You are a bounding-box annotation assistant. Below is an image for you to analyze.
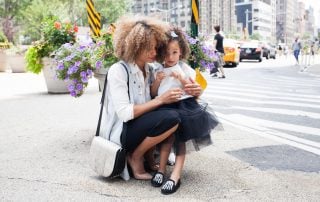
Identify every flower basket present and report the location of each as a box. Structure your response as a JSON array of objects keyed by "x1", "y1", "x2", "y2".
[
  {"x1": 93, "y1": 67, "x2": 108, "y2": 92},
  {"x1": 42, "y1": 57, "x2": 71, "y2": 93},
  {"x1": 0, "y1": 50, "x2": 8, "y2": 72}
]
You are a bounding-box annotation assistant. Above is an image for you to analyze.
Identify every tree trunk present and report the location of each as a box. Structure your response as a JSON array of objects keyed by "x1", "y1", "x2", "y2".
[{"x1": 2, "y1": 16, "x2": 14, "y2": 42}]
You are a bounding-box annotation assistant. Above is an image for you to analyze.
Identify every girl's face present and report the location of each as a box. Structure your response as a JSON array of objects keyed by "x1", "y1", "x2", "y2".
[
  {"x1": 164, "y1": 40, "x2": 181, "y2": 67},
  {"x1": 136, "y1": 37, "x2": 157, "y2": 65}
]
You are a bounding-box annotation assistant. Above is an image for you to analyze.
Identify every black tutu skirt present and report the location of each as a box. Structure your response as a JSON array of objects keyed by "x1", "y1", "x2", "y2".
[{"x1": 157, "y1": 97, "x2": 221, "y2": 153}]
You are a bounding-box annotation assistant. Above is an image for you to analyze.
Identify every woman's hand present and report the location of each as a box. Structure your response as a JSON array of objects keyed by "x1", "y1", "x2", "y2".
[
  {"x1": 156, "y1": 88, "x2": 184, "y2": 104},
  {"x1": 184, "y1": 78, "x2": 202, "y2": 97}
]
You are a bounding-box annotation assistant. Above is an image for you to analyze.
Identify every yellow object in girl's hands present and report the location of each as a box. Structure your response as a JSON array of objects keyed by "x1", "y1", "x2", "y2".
[{"x1": 195, "y1": 68, "x2": 207, "y2": 90}]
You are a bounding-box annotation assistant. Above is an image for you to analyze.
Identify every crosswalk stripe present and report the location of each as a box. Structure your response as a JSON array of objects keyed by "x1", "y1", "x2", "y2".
[
  {"x1": 230, "y1": 106, "x2": 320, "y2": 119},
  {"x1": 218, "y1": 115, "x2": 320, "y2": 156},
  {"x1": 222, "y1": 114, "x2": 320, "y2": 137},
  {"x1": 204, "y1": 84, "x2": 320, "y2": 99},
  {"x1": 203, "y1": 94, "x2": 320, "y2": 109},
  {"x1": 205, "y1": 89, "x2": 320, "y2": 104}
]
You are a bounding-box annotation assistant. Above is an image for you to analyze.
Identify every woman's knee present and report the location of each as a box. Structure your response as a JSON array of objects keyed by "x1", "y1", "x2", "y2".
[{"x1": 162, "y1": 111, "x2": 181, "y2": 126}]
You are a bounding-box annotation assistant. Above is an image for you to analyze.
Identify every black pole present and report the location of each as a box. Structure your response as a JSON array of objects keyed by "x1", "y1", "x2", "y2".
[{"x1": 190, "y1": 0, "x2": 199, "y2": 69}]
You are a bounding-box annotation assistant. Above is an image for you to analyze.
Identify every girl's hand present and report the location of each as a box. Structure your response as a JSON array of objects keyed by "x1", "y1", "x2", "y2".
[
  {"x1": 156, "y1": 71, "x2": 166, "y2": 82},
  {"x1": 170, "y1": 71, "x2": 182, "y2": 80},
  {"x1": 156, "y1": 88, "x2": 184, "y2": 104},
  {"x1": 184, "y1": 78, "x2": 202, "y2": 97}
]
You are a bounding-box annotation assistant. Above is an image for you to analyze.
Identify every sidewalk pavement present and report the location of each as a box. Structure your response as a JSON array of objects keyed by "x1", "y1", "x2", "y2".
[{"x1": 0, "y1": 70, "x2": 320, "y2": 201}]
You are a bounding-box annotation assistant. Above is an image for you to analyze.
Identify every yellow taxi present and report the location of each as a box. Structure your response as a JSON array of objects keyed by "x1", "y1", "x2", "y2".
[{"x1": 223, "y1": 39, "x2": 240, "y2": 67}]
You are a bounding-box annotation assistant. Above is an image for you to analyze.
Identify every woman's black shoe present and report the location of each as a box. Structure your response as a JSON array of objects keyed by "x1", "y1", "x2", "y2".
[
  {"x1": 151, "y1": 171, "x2": 164, "y2": 187},
  {"x1": 161, "y1": 179, "x2": 181, "y2": 195}
]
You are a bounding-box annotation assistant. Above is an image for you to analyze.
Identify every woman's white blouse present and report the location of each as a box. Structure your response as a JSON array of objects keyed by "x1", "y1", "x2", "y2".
[{"x1": 100, "y1": 61, "x2": 153, "y2": 145}]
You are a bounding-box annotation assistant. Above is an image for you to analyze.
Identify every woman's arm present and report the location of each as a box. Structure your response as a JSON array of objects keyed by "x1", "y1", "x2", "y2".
[
  {"x1": 133, "y1": 88, "x2": 183, "y2": 118},
  {"x1": 108, "y1": 64, "x2": 183, "y2": 122}
]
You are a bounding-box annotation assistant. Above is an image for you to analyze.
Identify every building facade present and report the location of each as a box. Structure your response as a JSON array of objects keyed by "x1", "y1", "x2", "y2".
[
  {"x1": 130, "y1": 0, "x2": 191, "y2": 31},
  {"x1": 199, "y1": 0, "x2": 237, "y2": 36},
  {"x1": 276, "y1": 0, "x2": 297, "y2": 45},
  {"x1": 235, "y1": 0, "x2": 276, "y2": 42},
  {"x1": 130, "y1": 0, "x2": 237, "y2": 37}
]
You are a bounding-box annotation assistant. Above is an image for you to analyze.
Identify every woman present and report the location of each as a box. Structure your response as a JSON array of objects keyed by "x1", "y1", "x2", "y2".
[{"x1": 99, "y1": 16, "x2": 202, "y2": 181}]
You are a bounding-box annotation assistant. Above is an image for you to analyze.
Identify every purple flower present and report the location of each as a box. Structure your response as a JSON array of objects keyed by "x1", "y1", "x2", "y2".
[
  {"x1": 79, "y1": 45, "x2": 87, "y2": 51},
  {"x1": 63, "y1": 43, "x2": 72, "y2": 48},
  {"x1": 74, "y1": 61, "x2": 81, "y2": 67},
  {"x1": 87, "y1": 69, "x2": 93, "y2": 76},
  {"x1": 76, "y1": 83, "x2": 83, "y2": 91},
  {"x1": 68, "y1": 83, "x2": 75, "y2": 91},
  {"x1": 70, "y1": 91, "x2": 77, "y2": 97},
  {"x1": 67, "y1": 65, "x2": 79, "y2": 75},
  {"x1": 56, "y1": 62, "x2": 64, "y2": 71},
  {"x1": 95, "y1": 61, "x2": 102, "y2": 69},
  {"x1": 80, "y1": 71, "x2": 87, "y2": 78},
  {"x1": 81, "y1": 76, "x2": 88, "y2": 83}
]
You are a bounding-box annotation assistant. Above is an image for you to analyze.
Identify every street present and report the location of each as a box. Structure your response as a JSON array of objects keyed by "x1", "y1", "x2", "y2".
[
  {"x1": 203, "y1": 55, "x2": 320, "y2": 173},
  {"x1": 0, "y1": 55, "x2": 320, "y2": 201}
]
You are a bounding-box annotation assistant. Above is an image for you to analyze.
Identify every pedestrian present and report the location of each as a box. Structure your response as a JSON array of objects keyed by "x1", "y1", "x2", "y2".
[
  {"x1": 211, "y1": 25, "x2": 226, "y2": 78},
  {"x1": 292, "y1": 37, "x2": 302, "y2": 65},
  {"x1": 278, "y1": 45, "x2": 283, "y2": 57},
  {"x1": 150, "y1": 26, "x2": 220, "y2": 195},
  {"x1": 101, "y1": 15, "x2": 203, "y2": 182}
]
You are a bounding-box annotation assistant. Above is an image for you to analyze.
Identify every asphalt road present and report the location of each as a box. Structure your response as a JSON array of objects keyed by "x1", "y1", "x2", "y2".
[{"x1": 0, "y1": 55, "x2": 320, "y2": 201}]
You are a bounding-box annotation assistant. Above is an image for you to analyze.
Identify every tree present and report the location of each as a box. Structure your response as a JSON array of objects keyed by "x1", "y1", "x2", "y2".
[
  {"x1": 20, "y1": 0, "x2": 130, "y2": 41},
  {"x1": 0, "y1": 0, "x2": 32, "y2": 43},
  {"x1": 20, "y1": 0, "x2": 70, "y2": 41}
]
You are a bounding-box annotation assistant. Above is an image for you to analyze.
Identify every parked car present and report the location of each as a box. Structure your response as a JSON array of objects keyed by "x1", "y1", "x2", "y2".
[
  {"x1": 223, "y1": 39, "x2": 240, "y2": 67},
  {"x1": 240, "y1": 42, "x2": 263, "y2": 62},
  {"x1": 269, "y1": 44, "x2": 277, "y2": 59},
  {"x1": 261, "y1": 43, "x2": 271, "y2": 59}
]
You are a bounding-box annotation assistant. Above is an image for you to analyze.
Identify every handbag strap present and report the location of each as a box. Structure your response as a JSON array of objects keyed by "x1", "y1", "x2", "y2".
[{"x1": 95, "y1": 61, "x2": 130, "y2": 137}]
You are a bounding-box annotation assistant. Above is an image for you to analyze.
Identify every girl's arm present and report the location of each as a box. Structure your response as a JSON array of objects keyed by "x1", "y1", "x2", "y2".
[{"x1": 150, "y1": 71, "x2": 165, "y2": 98}]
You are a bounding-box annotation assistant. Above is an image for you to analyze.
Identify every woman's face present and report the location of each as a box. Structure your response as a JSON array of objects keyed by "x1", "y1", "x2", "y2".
[
  {"x1": 164, "y1": 40, "x2": 181, "y2": 67},
  {"x1": 136, "y1": 37, "x2": 157, "y2": 64}
]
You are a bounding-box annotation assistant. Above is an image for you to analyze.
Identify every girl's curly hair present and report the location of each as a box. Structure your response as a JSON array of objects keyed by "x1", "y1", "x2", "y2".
[
  {"x1": 166, "y1": 26, "x2": 190, "y2": 60},
  {"x1": 113, "y1": 15, "x2": 169, "y2": 63}
]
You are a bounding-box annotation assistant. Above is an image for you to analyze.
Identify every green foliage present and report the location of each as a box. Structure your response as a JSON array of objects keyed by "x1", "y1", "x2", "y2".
[
  {"x1": 25, "y1": 15, "x2": 77, "y2": 74},
  {"x1": 186, "y1": 34, "x2": 217, "y2": 71},
  {"x1": 91, "y1": 33, "x2": 118, "y2": 68},
  {"x1": 0, "y1": 31, "x2": 8, "y2": 42},
  {"x1": 25, "y1": 42, "x2": 45, "y2": 74},
  {"x1": 41, "y1": 16, "x2": 77, "y2": 53},
  {"x1": 250, "y1": 33, "x2": 262, "y2": 40},
  {"x1": 20, "y1": 0, "x2": 70, "y2": 40}
]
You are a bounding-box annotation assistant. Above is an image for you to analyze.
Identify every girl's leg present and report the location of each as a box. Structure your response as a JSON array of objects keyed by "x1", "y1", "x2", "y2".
[
  {"x1": 128, "y1": 124, "x2": 179, "y2": 180},
  {"x1": 169, "y1": 142, "x2": 186, "y2": 182},
  {"x1": 158, "y1": 135, "x2": 175, "y2": 174}
]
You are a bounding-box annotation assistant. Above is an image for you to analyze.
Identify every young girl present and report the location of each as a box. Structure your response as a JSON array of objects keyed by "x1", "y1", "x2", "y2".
[{"x1": 150, "y1": 27, "x2": 220, "y2": 194}]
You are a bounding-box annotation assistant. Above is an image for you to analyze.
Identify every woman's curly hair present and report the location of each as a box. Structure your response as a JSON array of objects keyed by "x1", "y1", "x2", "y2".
[
  {"x1": 166, "y1": 26, "x2": 190, "y2": 60},
  {"x1": 113, "y1": 15, "x2": 169, "y2": 63}
]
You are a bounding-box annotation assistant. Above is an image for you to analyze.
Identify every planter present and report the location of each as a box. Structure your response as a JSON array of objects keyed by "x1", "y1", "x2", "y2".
[
  {"x1": 93, "y1": 68, "x2": 108, "y2": 92},
  {"x1": 42, "y1": 57, "x2": 71, "y2": 94},
  {"x1": 7, "y1": 54, "x2": 27, "y2": 73},
  {"x1": 0, "y1": 50, "x2": 8, "y2": 72}
]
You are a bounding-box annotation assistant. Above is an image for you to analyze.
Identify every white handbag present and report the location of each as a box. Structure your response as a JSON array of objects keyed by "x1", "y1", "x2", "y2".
[
  {"x1": 89, "y1": 136, "x2": 126, "y2": 177},
  {"x1": 89, "y1": 62, "x2": 129, "y2": 178}
]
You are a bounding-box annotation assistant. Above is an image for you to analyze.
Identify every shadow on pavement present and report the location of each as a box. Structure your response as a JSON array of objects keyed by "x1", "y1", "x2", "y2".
[{"x1": 227, "y1": 145, "x2": 320, "y2": 173}]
